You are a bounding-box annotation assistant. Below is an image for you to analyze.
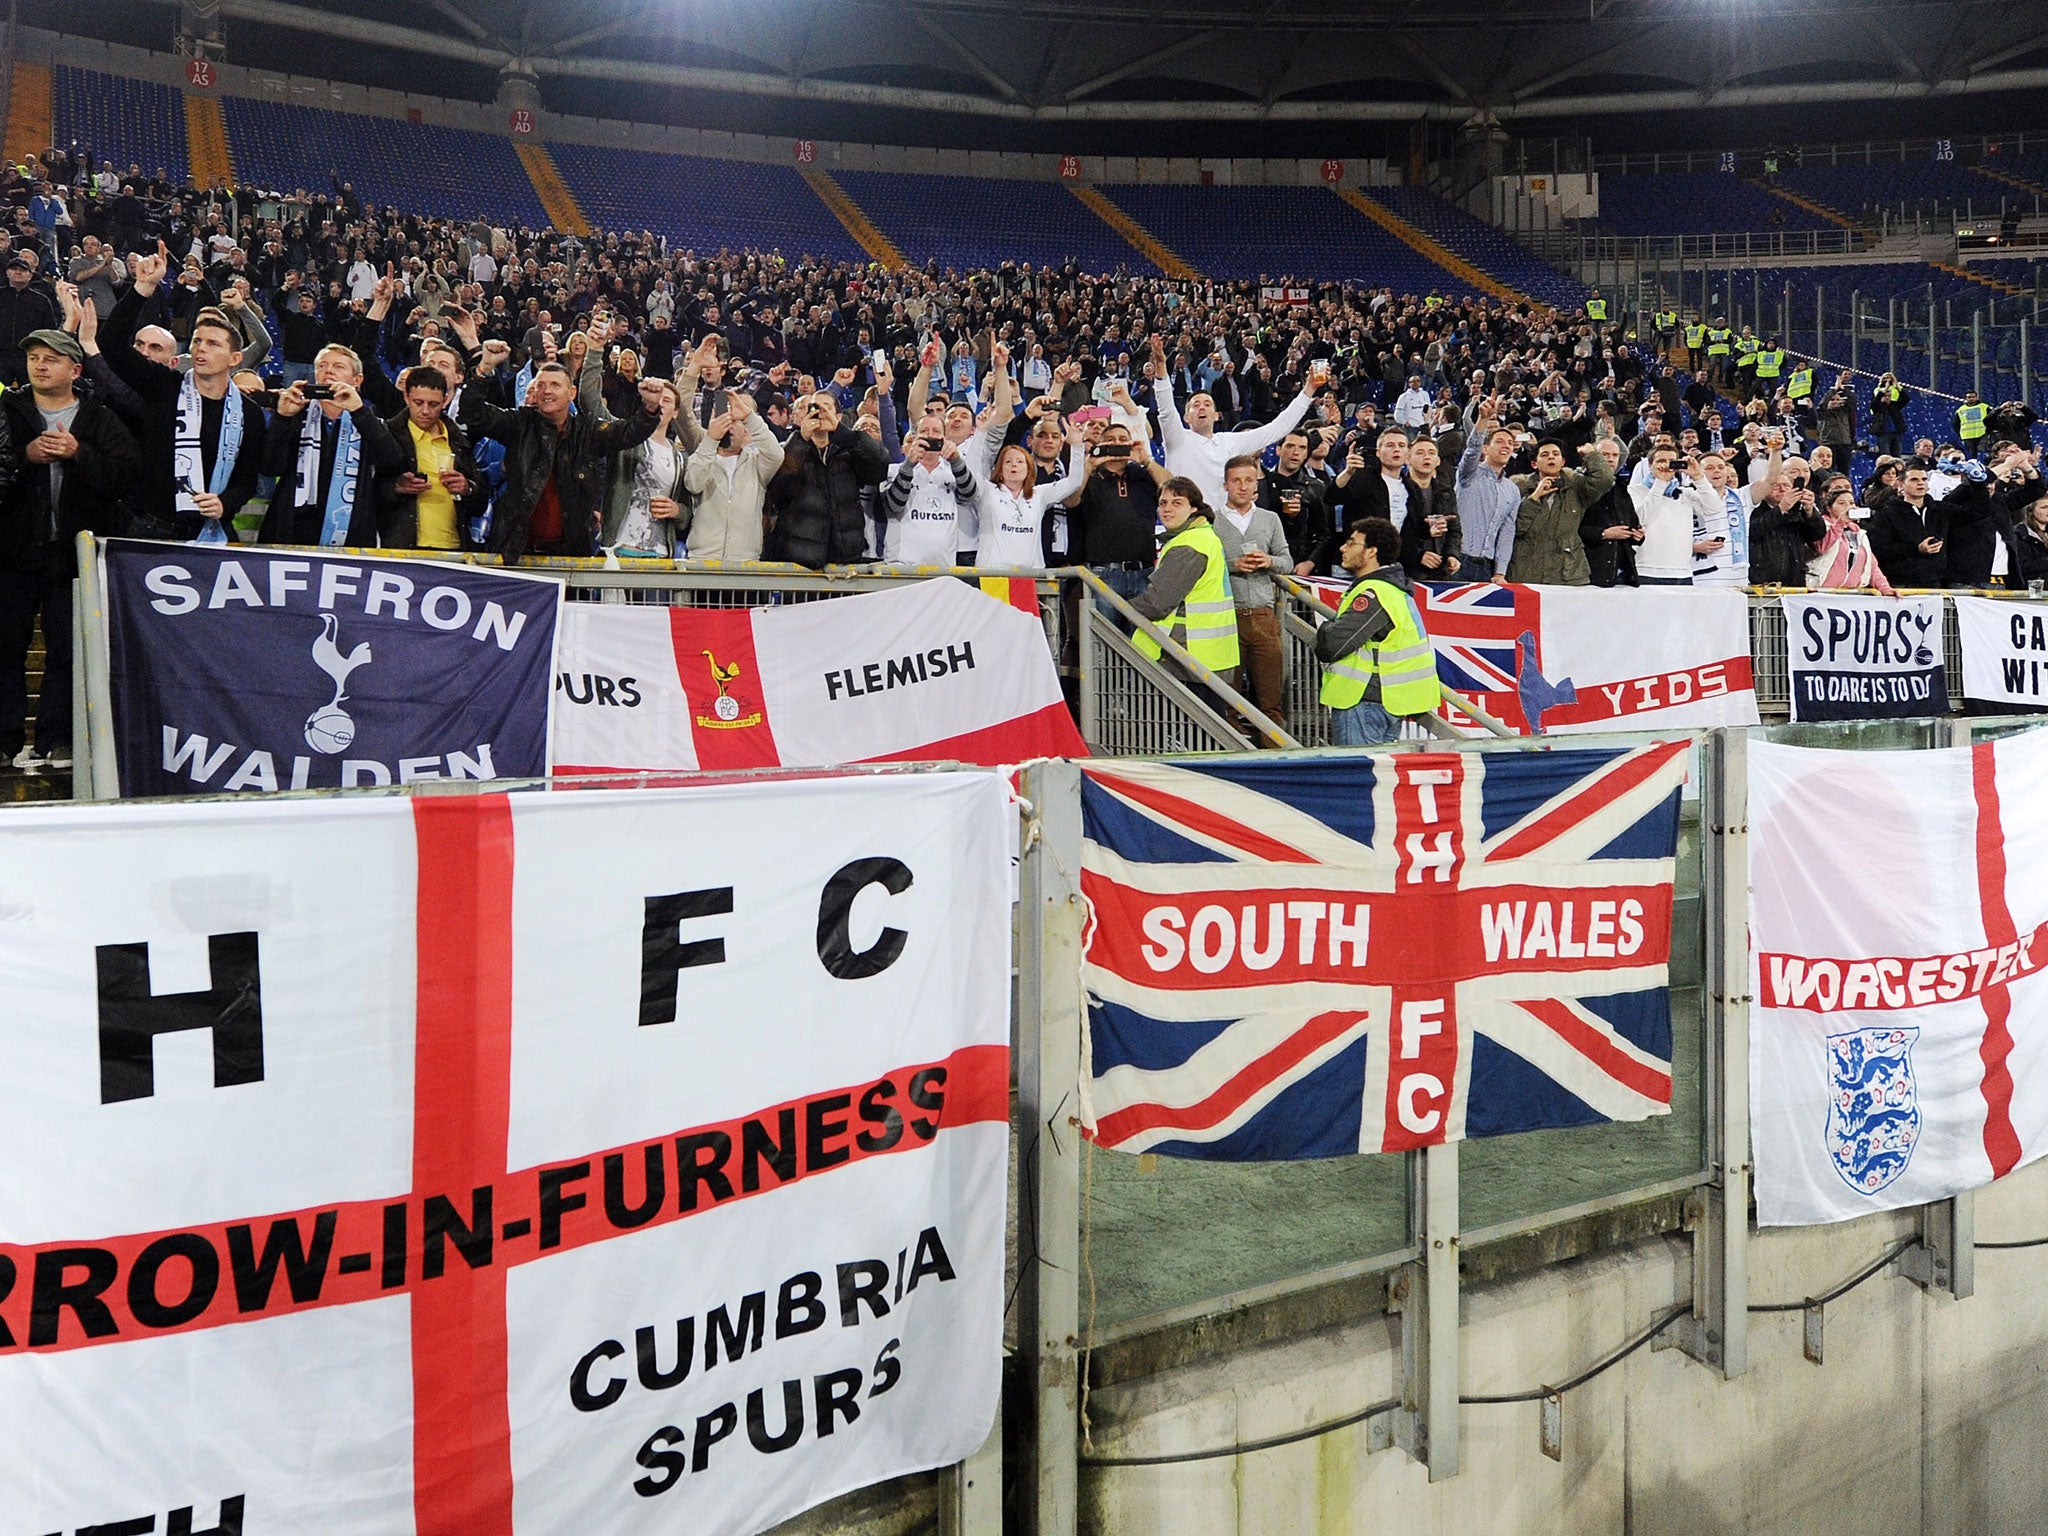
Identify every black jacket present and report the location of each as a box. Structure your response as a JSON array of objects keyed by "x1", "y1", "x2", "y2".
[
  {"x1": 1398, "y1": 480, "x2": 1464, "y2": 583},
  {"x1": 2007, "y1": 524, "x2": 2048, "y2": 591},
  {"x1": 1867, "y1": 496, "x2": 1949, "y2": 589},
  {"x1": 0, "y1": 389, "x2": 130, "y2": 563},
  {"x1": 458, "y1": 393, "x2": 659, "y2": 562},
  {"x1": 1938, "y1": 482, "x2": 2000, "y2": 589},
  {"x1": 1748, "y1": 495, "x2": 1827, "y2": 587},
  {"x1": 1578, "y1": 481, "x2": 1639, "y2": 588},
  {"x1": 100, "y1": 287, "x2": 268, "y2": 540},
  {"x1": 765, "y1": 426, "x2": 888, "y2": 568},
  {"x1": 378, "y1": 410, "x2": 489, "y2": 551},
  {"x1": 258, "y1": 402, "x2": 405, "y2": 546}
]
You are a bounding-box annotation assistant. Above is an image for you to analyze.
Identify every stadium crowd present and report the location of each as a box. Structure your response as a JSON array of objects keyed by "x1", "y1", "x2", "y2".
[{"x1": 0, "y1": 146, "x2": 2044, "y2": 757}]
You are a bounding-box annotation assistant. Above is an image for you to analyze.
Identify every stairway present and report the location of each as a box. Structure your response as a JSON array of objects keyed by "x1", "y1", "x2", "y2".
[
  {"x1": 1975, "y1": 164, "x2": 2048, "y2": 202},
  {"x1": 1747, "y1": 178, "x2": 1875, "y2": 245},
  {"x1": 1065, "y1": 184, "x2": 1203, "y2": 280},
  {"x1": 800, "y1": 169, "x2": 905, "y2": 269},
  {"x1": 2, "y1": 61, "x2": 52, "y2": 169},
  {"x1": 513, "y1": 141, "x2": 592, "y2": 238},
  {"x1": 184, "y1": 90, "x2": 235, "y2": 188},
  {"x1": 1329, "y1": 185, "x2": 1533, "y2": 306},
  {"x1": 1932, "y1": 259, "x2": 2026, "y2": 298}
]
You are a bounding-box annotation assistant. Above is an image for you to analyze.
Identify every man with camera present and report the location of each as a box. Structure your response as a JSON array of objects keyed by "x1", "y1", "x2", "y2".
[
  {"x1": 1069, "y1": 421, "x2": 1168, "y2": 603},
  {"x1": 259, "y1": 343, "x2": 404, "y2": 546}
]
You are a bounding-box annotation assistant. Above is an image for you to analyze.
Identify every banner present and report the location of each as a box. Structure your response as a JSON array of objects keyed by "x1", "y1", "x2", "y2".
[
  {"x1": 1954, "y1": 595, "x2": 2048, "y2": 709},
  {"x1": 104, "y1": 541, "x2": 560, "y2": 797},
  {"x1": 1413, "y1": 582, "x2": 1759, "y2": 736},
  {"x1": 1749, "y1": 731, "x2": 2048, "y2": 1224},
  {"x1": 0, "y1": 774, "x2": 1011, "y2": 1533},
  {"x1": 553, "y1": 577, "x2": 1083, "y2": 773},
  {"x1": 1780, "y1": 593, "x2": 1947, "y2": 722},
  {"x1": 1078, "y1": 741, "x2": 1687, "y2": 1158}
]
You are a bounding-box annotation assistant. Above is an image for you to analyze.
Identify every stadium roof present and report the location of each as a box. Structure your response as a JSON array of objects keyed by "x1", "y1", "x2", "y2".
[{"x1": 36, "y1": 0, "x2": 2048, "y2": 141}]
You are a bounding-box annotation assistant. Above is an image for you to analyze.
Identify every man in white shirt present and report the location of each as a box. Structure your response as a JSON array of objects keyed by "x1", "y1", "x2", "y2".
[
  {"x1": 468, "y1": 247, "x2": 499, "y2": 286},
  {"x1": 1215, "y1": 455, "x2": 1293, "y2": 733},
  {"x1": 346, "y1": 256, "x2": 377, "y2": 303},
  {"x1": 1393, "y1": 375, "x2": 1432, "y2": 431},
  {"x1": 879, "y1": 416, "x2": 980, "y2": 566},
  {"x1": 1629, "y1": 448, "x2": 1715, "y2": 585},
  {"x1": 1148, "y1": 332, "x2": 1321, "y2": 507}
]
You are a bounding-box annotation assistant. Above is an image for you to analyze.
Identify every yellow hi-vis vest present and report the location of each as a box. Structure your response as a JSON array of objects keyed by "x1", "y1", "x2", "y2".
[
  {"x1": 1684, "y1": 324, "x2": 1706, "y2": 348},
  {"x1": 1958, "y1": 402, "x2": 1988, "y2": 440},
  {"x1": 1734, "y1": 336, "x2": 1759, "y2": 364},
  {"x1": 1319, "y1": 575, "x2": 1442, "y2": 716},
  {"x1": 1134, "y1": 518, "x2": 1239, "y2": 672},
  {"x1": 1586, "y1": 297, "x2": 1607, "y2": 320},
  {"x1": 1654, "y1": 310, "x2": 1677, "y2": 331},
  {"x1": 1786, "y1": 367, "x2": 1814, "y2": 400},
  {"x1": 1754, "y1": 349, "x2": 1784, "y2": 379},
  {"x1": 1706, "y1": 327, "x2": 1732, "y2": 355}
]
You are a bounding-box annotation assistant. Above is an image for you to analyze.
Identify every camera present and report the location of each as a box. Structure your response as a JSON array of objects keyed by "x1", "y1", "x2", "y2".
[
  {"x1": 305, "y1": 384, "x2": 335, "y2": 401},
  {"x1": 919, "y1": 435, "x2": 944, "y2": 451}
]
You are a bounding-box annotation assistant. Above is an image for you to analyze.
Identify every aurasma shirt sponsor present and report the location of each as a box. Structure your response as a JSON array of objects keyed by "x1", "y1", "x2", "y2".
[{"x1": 823, "y1": 642, "x2": 976, "y2": 702}]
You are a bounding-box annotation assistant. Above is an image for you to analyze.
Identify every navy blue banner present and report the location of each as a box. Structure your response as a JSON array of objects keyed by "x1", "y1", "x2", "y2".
[{"x1": 105, "y1": 542, "x2": 560, "y2": 796}]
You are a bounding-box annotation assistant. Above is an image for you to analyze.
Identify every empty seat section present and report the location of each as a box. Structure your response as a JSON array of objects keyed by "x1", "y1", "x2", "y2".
[
  {"x1": 53, "y1": 66, "x2": 187, "y2": 184},
  {"x1": 545, "y1": 142, "x2": 864, "y2": 262},
  {"x1": 1361, "y1": 186, "x2": 1586, "y2": 307},
  {"x1": 1589, "y1": 173, "x2": 1833, "y2": 235},
  {"x1": 830, "y1": 170, "x2": 1153, "y2": 273},
  {"x1": 219, "y1": 96, "x2": 546, "y2": 227},
  {"x1": 1778, "y1": 161, "x2": 2021, "y2": 221},
  {"x1": 1102, "y1": 183, "x2": 1473, "y2": 293}
]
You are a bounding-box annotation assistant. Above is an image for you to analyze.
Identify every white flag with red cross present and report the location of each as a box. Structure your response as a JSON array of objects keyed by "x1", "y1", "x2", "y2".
[
  {"x1": 1750, "y1": 730, "x2": 2048, "y2": 1224},
  {"x1": 0, "y1": 774, "x2": 1012, "y2": 1534},
  {"x1": 551, "y1": 576, "x2": 1081, "y2": 774}
]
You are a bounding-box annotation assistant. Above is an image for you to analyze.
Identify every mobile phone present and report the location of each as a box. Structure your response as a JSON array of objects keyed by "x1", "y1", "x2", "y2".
[
  {"x1": 1070, "y1": 405, "x2": 1111, "y2": 425},
  {"x1": 305, "y1": 384, "x2": 334, "y2": 401},
  {"x1": 1089, "y1": 443, "x2": 1128, "y2": 458},
  {"x1": 920, "y1": 435, "x2": 944, "y2": 451}
]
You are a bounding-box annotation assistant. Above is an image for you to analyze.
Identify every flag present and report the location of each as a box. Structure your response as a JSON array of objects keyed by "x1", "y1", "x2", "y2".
[
  {"x1": 552, "y1": 577, "x2": 1083, "y2": 774},
  {"x1": 0, "y1": 773, "x2": 1014, "y2": 1533},
  {"x1": 1078, "y1": 742, "x2": 1688, "y2": 1158},
  {"x1": 1750, "y1": 730, "x2": 2048, "y2": 1224},
  {"x1": 1413, "y1": 582, "x2": 1758, "y2": 735}
]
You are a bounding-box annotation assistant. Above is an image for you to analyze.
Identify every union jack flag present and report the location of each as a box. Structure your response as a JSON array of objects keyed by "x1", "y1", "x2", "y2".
[{"x1": 1078, "y1": 741, "x2": 1689, "y2": 1158}]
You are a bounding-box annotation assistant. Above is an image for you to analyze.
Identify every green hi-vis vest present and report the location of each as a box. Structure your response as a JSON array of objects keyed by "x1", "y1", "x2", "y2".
[
  {"x1": 1754, "y1": 349, "x2": 1784, "y2": 379},
  {"x1": 1684, "y1": 324, "x2": 1707, "y2": 348},
  {"x1": 1786, "y1": 368, "x2": 1814, "y2": 400},
  {"x1": 1958, "y1": 402, "x2": 1988, "y2": 440},
  {"x1": 1586, "y1": 298, "x2": 1607, "y2": 320},
  {"x1": 1134, "y1": 518, "x2": 1239, "y2": 672},
  {"x1": 1706, "y1": 327, "x2": 1732, "y2": 355},
  {"x1": 1319, "y1": 575, "x2": 1443, "y2": 716}
]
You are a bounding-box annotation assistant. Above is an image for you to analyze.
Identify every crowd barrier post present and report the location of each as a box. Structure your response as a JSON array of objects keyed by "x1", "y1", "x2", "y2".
[
  {"x1": 1397, "y1": 1141, "x2": 1463, "y2": 1479},
  {"x1": 939, "y1": 1415, "x2": 1005, "y2": 1536},
  {"x1": 74, "y1": 532, "x2": 119, "y2": 801},
  {"x1": 1683, "y1": 726, "x2": 1751, "y2": 1377},
  {"x1": 1015, "y1": 758, "x2": 1085, "y2": 1536}
]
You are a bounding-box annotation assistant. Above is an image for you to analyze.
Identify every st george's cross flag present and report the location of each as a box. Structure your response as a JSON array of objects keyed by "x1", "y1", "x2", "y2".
[
  {"x1": 1077, "y1": 742, "x2": 1689, "y2": 1158},
  {"x1": 1750, "y1": 730, "x2": 2048, "y2": 1225},
  {"x1": 0, "y1": 773, "x2": 1012, "y2": 1535},
  {"x1": 551, "y1": 577, "x2": 1082, "y2": 774}
]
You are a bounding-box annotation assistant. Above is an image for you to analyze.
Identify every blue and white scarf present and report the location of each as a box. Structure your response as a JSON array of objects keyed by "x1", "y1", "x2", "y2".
[
  {"x1": 174, "y1": 369, "x2": 243, "y2": 545},
  {"x1": 296, "y1": 405, "x2": 362, "y2": 547}
]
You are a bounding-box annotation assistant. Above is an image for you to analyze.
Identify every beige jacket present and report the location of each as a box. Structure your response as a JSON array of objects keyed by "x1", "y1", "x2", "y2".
[{"x1": 680, "y1": 419, "x2": 785, "y2": 561}]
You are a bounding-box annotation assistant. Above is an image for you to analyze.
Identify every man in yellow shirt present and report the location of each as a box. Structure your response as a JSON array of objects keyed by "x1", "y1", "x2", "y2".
[{"x1": 382, "y1": 364, "x2": 485, "y2": 550}]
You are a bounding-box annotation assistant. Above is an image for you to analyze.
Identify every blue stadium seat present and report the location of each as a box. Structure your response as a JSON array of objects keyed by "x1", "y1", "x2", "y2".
[
  {"x1": 1361, "y1": 186, "x2": 1587, "y2": 308},
  {"x1": 831, "y1": 170, "x2": 1152, "y2": 274},
  {"x1": 1589, "y1": 173, "x2": 1835, "y2": 236},
  {"x1": 220, "y1": 96, "x2": 547, "y2": 229},
  {"x1": 1098, "y1": 183, "x2": 1477, "y2": 294},
  {"x1": 54, "y1": 66, "x2": 187, "y2": 185},
  {"x1": 545, "y1": 143, "x2": 865, "y2": 262}
]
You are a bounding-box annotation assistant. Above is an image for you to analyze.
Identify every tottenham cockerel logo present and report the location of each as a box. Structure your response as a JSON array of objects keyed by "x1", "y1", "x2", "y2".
[{"x1": 305, "y1": 614, "x2": 372, "y2": 754}]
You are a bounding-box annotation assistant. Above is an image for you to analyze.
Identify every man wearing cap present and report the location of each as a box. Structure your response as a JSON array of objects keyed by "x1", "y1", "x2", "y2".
[
  {"x1": 0, "y1": 328, "x2": 130, "y2": 770},
  {"x1": 0, "y1": 252, "x2": 56, "y2": 386}
]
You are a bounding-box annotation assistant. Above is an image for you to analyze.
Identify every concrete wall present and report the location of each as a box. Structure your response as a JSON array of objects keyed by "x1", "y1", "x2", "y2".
[
  {"x1": 1083, "y1": 1158, "x2": 2048, "y2": 1536},
  {"x1": 20, "y1": 28, "x2": 1395, "y2": 189}
]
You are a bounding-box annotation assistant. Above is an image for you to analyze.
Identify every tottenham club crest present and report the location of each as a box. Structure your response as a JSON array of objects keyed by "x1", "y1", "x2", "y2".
[
  {"x1": 305, "y1": 614, "x2": 372, "y2": 754},
  {"x1": 1825, "y1": 1026, "x2": 1921, "y2": 1194},
  {"x1": 695, "y1": 648, "x2": 762, "y2": 730}
]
